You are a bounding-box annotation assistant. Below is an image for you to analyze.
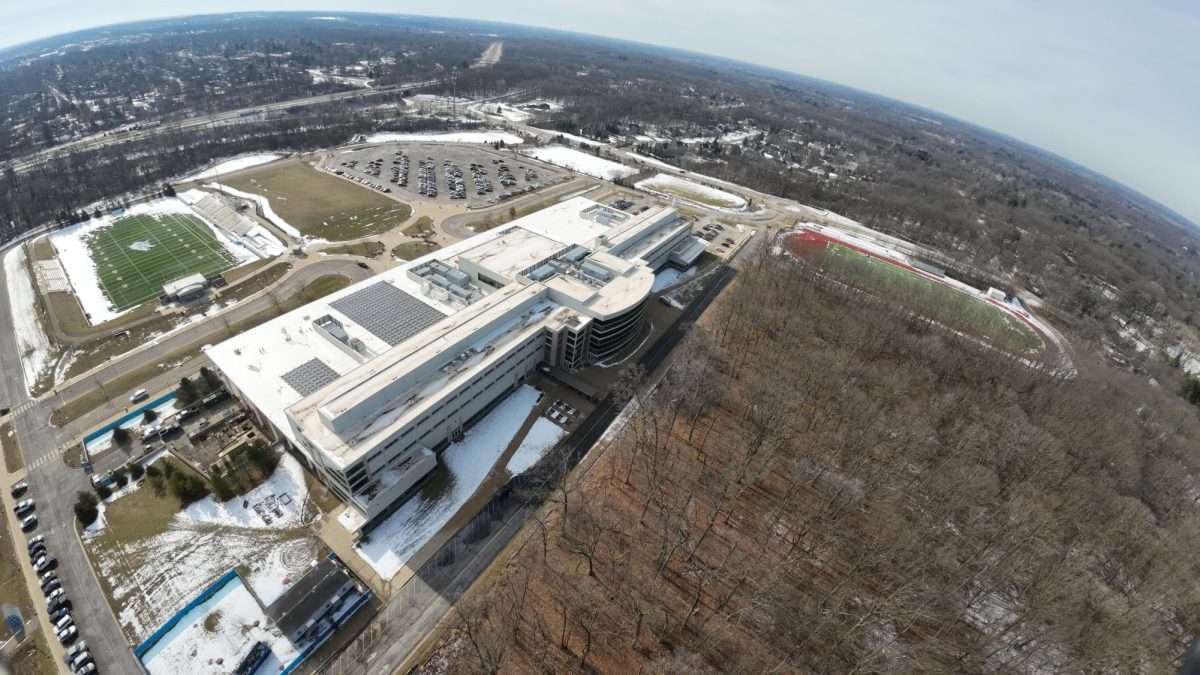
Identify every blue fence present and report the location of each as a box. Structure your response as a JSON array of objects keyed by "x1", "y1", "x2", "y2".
[
  {"x1": 134, "y1": 568, "x2": 238, "y2": 658},
  {"x1": 82, "y1": 392, "x2": 176, "y2": 444}
]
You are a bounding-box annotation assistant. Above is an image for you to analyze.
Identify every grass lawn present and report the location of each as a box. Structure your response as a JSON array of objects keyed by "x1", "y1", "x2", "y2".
[
  {"x1": 402, "y1": 216, "x2": 435, "y2": 238},
  {"x1": 221, "y1": 257, "x2": 274, "y2": 285},
  {"x1": 391, "y1": 240, "x2": 441, "y2": 261},
  {"x1": 322, "y1": 241, "x2": 385, "y2": 258},
  {"x1": 820, "y1": 244, "x2": 1042, "y2": 353},
  {"x1": 219, "y1": 262, "x2": 290, "y2": 303},
  {"x1": 86, "y1": 212, "x2": 241, "y2": 311},
  {"x1": 1, "y1": 420, "x2": 20, "y2": 472},
  {"x1": 0, "y1": 490, "x2": 57, "y2": 675},
  {"x1": 225, "y1": 162, "x2": 412, "y2": 241}
]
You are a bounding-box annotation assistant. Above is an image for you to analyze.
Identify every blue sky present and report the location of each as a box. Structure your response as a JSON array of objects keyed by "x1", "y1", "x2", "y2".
[{"x1": 2, "y1": 1, "x2": 1197, "y2": 224}]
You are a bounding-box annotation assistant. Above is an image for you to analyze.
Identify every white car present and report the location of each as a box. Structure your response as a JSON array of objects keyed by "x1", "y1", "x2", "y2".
[
  {"x1": 130, "y1": 389, "x2": 149, "y2": 403},
  {"x1": 55, "y1": 624, "x2": 77, "y2": 644},
  {"x1": 45, "y1": 588, "x2": 65, "y2": 605}
]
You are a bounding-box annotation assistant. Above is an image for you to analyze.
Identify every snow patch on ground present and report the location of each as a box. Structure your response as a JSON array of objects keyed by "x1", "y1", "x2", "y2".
[
  {"x1": 523, "y1": 145, "x2": 634, "y2": 180},
  {"x1": 3, "y1": 246, "x2": 55, "y2": 393},
  {"x1": 531, "y1": 128, "x2": 607, "y2": 147},
  {"x1": 182, "y1": 153, "x2": 282, "y2": 182},
  {"x1": 364, "y1": 131, "x2": 524, "y2": 145},
  {"x1": 179, "y1": 453, "x2": 313, "y2": 530},
  {"x1": 204, "y1": 184, "x2": 312, "y2": 242},
  {"x1": 351, "y1": 385, "x2": 541, "y2": 580},
  {"x1": 506, "y1": 417, "x2": 566, "y2": 475},
  {"x1": 651, "y1": 265, "x2": 697, "y2": 293},
  {"x1": 140, "y1": 575, "x2": 298, "y2": 675},
  {"x1": 84, "y1": 398, "x2": 178, "y2": 456},
  {"x1": 635, "y1": 173, "x2": 747, "y2": 209},
  {"x1": 85, "y1": 454, "x2": 323, "y2": 644}
]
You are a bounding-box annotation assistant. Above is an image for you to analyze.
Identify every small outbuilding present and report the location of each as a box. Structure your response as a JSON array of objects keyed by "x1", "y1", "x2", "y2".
[{"x1": 162, "y1": 273, "x2": 208, "y2": 302}]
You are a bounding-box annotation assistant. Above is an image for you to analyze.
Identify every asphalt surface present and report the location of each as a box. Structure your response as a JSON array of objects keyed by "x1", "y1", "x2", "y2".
[{"x1": 0, "y1": 248, "x2": 370, "y2": 673}]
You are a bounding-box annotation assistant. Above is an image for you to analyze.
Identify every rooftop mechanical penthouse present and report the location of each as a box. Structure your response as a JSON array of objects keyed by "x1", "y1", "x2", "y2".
[{"x1": 207, "y1": 197, "x2": 705, "y2": 533}]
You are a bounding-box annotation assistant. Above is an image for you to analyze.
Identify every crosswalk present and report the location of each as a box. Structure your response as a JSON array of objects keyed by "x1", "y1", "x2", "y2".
[
  {"x1": 27, "y1": 447, "x2": 65, "y2": 471},
  {"x1": 10, "y1": 400, "x2": 35, "y2": 417}
]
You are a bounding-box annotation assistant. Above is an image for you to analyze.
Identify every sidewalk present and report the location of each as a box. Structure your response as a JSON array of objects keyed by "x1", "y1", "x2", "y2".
[{"x1": 0, "y1": 447, "x2": 69, "y2": 672}]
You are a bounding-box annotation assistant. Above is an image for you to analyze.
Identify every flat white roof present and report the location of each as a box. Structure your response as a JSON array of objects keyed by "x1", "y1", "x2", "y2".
[
  {"x1": 209, "y1": 195, "x2": 677, "y2": 456},
  {"x1": 458, "y1": 227, "x2": 562, "y2": 280}
]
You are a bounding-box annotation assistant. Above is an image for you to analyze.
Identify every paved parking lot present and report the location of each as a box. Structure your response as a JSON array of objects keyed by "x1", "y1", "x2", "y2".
[{"x1": 324, "y1": 142, "x2": 570, "y2": 209}]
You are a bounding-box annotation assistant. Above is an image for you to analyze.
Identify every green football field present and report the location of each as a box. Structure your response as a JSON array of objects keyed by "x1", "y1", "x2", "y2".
[
  {"x1": 85, "y1": 212, "x2": 242, "y2": 310},
  {"x1": 822, "y1": 244, "x2": 1043, "y2": 353}
]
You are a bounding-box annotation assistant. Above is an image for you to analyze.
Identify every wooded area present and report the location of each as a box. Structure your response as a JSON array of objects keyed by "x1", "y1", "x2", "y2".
[{"x1": 419, "y1": 251, "x2": 1200, "y2": 673}]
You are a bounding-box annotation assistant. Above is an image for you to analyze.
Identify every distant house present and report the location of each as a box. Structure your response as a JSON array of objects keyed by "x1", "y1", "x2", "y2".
[
  {"x1": 162, "y1": 273, "x2": 208, "y2": 302},
  {"x1": 266, "y1": 559, "x2": 361, "y2": 645}
]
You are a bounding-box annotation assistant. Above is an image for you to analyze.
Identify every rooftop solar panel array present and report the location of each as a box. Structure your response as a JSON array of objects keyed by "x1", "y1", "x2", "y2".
[
  {"x1": 330, "y1": 281, "x2": 446, "y2": 347},
  {"x1": 282, "y1": 358, "x2": 340, "y2": 397}
]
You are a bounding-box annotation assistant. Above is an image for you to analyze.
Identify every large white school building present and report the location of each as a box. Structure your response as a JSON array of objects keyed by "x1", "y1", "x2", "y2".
[{"x1": 207, "y1": 197, "x2": 704, "y2": 533}]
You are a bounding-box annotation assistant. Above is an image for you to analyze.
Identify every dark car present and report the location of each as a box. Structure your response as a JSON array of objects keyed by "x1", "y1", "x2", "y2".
[
  {"x1": 29, "y1": 543, "x2": 47, "y2": 560},
  {"x1": 10, "y1": 481, "x2": 28, "y2": 496},
  {"x1": 20, "y1": 515, "x2": 37, "y2": 531},
  {"x1": 13, "y1": 499, "x2": 34, "y2": 516}
]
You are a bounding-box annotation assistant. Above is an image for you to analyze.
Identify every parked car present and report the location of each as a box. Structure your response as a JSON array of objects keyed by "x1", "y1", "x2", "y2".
[
  {"x1": 33, "y1": 556, "x2": 56, "y2": 572},
  {"x1": 13, "y1": 499, "x2": 34, "y2": 515},
  {"x1": 130, "y1": 389, "x2": 149, "y2": 403},
  {"x1": 64, "y1": 641, "x2": 88, "y2": 664},
  {"x1": 55, "y1": 624, "x2": 77, "y2": 644},
  {"x1": 75, "y1": 664, "x2": 96, "y2": 675},
  {"x1": 39, "y1": 569, "x2": 56, "y2": 583},
  {"x1": 46, "y1": 588, "x2": 65, "y2": 605},
  {"x1": 29, "y1": 543, "x2": 47, "y2": 560},
  {"x1": 54, "y1": 614, "x2": 73, "y2": 632},
  {"x1": 50, "y1": 606, "x2": 70, "y2": 622},
  {"x1": 19, "y1": 515, "x2": 37, "y2": 531},
  {"x1": 26, "y1": 534, "x2": 43, "y2": 550},
  {"x1": 43, "y1": 580, "x2": 61, "y2": 595},
  {"x1": 70, "y1": 652, "x2": 93, "y2": 672},
  {"x1": 10, "y1": 481, "x2": 28, "y2": 496}
]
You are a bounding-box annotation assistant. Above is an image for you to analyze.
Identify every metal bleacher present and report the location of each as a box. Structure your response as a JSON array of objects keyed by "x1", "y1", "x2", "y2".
[{"x1": 194, "y1": 194, "x2": 257, "y2": 237}]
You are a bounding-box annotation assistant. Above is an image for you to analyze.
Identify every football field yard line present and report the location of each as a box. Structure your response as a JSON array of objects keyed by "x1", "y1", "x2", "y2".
[{"x1": 87, "y1": 212, "x2": 244, "y2": 311}]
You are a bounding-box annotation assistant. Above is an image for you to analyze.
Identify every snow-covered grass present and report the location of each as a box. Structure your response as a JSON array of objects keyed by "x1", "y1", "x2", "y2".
[
  {"x1": 3, "y1": 245, "x2": 55, "y2": 394},
  {"x1": 507, "y1": 417, "x2": 566, "y2": 475},
  {"x1": 531, "y1": 128, "x2": 606, "y2": 147},
  {"x1": 85, "y1": 454, "x2": 323, "y2": 642},
  {"x1": 635, "y1": 173, "x2": 747, "y2": 209},
  {"x1": 84, "y1": 398, "x2": 178, "y2": 455},
  {"x1": 651, "y1": 265, "x2": 698, "y2": 293},
  {"x1": 364, "y1": 131, "x2": 524, "y2": 145},
  {"x1": 349, "y1": 385, "x2": 541, "y2": 580},
  {"x1": 179, "y1": 453, "x2": 311, "y2": 530},
  {"x1": 182, "y1": 153, "x2": 282, "y2": 182},
  {"x1": 140, "y1": 575, "x2": 299, "y2": 675},
  {"x1": 523, "y1": 145, "x2": 635, "y2": 180}
]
